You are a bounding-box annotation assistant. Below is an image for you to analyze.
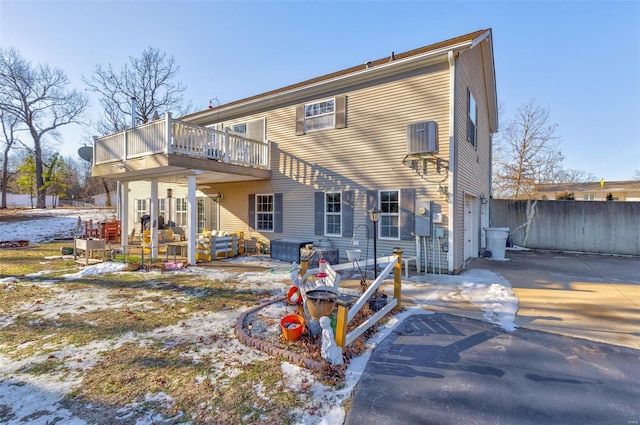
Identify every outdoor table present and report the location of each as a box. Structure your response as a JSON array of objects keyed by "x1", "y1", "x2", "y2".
[{"x1": 166, "y1": 241, "x2": 188, "y2": 262}]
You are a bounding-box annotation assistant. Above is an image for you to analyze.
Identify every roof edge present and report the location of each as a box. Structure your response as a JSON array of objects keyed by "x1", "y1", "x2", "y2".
[{"x1": 182, "y1": 29, "x2": 491, "y2": 122}]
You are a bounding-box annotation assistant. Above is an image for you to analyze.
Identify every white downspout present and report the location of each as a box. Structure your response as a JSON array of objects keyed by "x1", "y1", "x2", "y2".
[{"x1": 447, "y1": 50, "x2": 457, "y2": 274}]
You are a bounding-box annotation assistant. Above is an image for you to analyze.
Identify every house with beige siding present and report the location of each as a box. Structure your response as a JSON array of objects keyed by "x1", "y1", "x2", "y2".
[{"x1": 91, "y1": 29, "x2": 498, "y2": 273}]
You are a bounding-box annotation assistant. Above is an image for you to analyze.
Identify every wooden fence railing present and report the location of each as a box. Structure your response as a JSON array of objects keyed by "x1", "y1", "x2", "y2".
[{"x1": 300, "y1": 248, "x2": 403, "y2": 352}]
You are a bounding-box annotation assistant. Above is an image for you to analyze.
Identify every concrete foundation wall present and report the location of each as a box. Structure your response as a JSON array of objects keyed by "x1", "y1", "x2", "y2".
[{"x1": 489, "y1": 200, "x2": 640, "y2": 255}]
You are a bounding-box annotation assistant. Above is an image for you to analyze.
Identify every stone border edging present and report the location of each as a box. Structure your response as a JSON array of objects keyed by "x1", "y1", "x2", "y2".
[{"x1": 235, "y1": 296, "x2": 326, "y2": 372}]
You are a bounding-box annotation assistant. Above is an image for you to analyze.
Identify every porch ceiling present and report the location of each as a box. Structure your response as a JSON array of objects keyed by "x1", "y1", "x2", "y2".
[{"x1": 91, "y1": 153, "x2": 271, "y2": 185}]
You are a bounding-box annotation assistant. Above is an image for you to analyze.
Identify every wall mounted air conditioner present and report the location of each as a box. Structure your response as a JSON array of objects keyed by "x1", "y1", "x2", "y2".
[{"x1": 407, "y1": 121, "x2": 438, "y2": 155}]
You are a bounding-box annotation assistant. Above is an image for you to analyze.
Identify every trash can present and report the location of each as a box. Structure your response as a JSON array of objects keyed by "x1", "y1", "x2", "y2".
[{"x1": 485, "y1": 227, "x2": 510, "y2": 261}]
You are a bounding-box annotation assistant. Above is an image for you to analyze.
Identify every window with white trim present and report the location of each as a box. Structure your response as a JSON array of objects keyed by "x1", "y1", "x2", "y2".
[
  {"x1": 583, "y1": 193, "x2": 595, "y2": 201},
  {"x1": 256, "y1": 194, "x2": 274, "y2": 232},
  {"x1": 379, "y1": 190, "x2": 400, "y2": 239},
  {"x1": 134, "y1": 199, "x2": 148, "y2": 224},
  {"x1": 325, "y1": 192, "x2": 341, "y2": 236},
  {"x1": 197, "y1": 198, "x2": 206, "y2": 233},
  {"x1": 176, "y1": 198, "x2": 188, "y2": 227},
  {"x1": 305, "y1": 98, "x2": 335, "y2": 131}
]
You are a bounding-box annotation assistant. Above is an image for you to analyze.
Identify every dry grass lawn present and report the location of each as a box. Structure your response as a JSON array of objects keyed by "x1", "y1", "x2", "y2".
[{"x1": 0, "y1": 241, "x2": 344, "y2": 424}]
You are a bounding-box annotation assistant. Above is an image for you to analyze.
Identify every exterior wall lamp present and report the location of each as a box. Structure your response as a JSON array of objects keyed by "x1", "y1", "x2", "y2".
[{"x1": 368, "y1": 207, "x2": 381, "y2": 279}]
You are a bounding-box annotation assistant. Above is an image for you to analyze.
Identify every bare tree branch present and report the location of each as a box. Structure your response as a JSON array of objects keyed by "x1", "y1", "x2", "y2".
[
  {"x1": 83, "y1": 46, "x2": 191, "y2": 134},
  {"x1": 0, "y1": 47, "x2": 88, "y2": 208}
]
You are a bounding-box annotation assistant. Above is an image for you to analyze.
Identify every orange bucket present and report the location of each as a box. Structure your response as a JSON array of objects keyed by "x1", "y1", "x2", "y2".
[
  {"x1": 280, "y1": 314, "x2": 305, "y2": 341},
  {"x1": 287, "y1": 286, "x2": 302, "y2": 305}
]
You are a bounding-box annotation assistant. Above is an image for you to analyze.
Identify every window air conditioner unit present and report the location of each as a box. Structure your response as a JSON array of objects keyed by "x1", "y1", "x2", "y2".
[{"x1": 407, "y1": 121, "x2": 438, "y2": 155}]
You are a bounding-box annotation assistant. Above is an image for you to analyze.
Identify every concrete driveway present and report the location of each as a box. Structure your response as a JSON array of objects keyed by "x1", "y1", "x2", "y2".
[{"x1": 466, "y1": 249, "x2": 640, "y2": 349}]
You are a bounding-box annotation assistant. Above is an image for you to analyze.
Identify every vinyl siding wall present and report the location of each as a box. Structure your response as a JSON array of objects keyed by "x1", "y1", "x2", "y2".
[
  {"x1": 452, "y1": 44, "x2": 493, "y2": 270},
  {"x1": 196, "y1": 62, "x2": 453, "y2": 262}
]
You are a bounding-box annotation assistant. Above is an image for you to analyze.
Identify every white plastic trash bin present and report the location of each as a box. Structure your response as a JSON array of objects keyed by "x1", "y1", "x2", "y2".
[{"x1": 485, "y1": 227, "x2": 510, "y2": 260}]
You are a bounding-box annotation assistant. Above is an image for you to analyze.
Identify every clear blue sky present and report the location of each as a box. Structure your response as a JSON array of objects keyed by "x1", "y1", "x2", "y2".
[{"x1": 1, "y1": 1, "x2": 639, "y2": 181}]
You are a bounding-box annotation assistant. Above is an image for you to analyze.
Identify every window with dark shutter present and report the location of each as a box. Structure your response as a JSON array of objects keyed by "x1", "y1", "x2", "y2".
[
  {"x1": 400, "y1": 188, "x2": 415, "y2": 241},
  {"x1": 274, "y1": 193, "x2": 283, "y2": 233},
  {"x1": 342, "y1": 190, "x2": 354, "y2": 238},
  {"x1": 314, "y1": 192, "x2": 324, "y2": 236},
  {"x1": 335, "y1": 96, "x2": 347, "y2": 129},
  {"x1": 248, "y1": 194, "x2": 255, "y2": 230},
  {"x1": 297, "y1": 96, "x2": 347, "y2": 135},
  {"x1": 295, "y1": 105, "x2": 305, "y2": 136}
]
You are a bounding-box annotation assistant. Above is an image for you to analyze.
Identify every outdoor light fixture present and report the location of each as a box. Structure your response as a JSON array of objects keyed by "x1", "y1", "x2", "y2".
[{"x1": 368, "y1": 207, "x2": 381, "y2": 279}]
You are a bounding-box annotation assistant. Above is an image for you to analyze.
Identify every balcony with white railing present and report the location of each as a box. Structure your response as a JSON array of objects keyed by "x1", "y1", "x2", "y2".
[{"x1": 93, "y1": 113, "x2": 270, "y2": 171}]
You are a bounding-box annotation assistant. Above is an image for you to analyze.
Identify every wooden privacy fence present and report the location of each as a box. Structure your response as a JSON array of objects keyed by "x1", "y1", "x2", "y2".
[{"x1": 300, "y1": 248, "x2": 403, "y2": 352}]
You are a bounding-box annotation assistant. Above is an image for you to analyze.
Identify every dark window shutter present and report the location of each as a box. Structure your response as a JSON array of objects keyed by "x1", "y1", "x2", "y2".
[
  {"x1": 335, "y1": 95, "x2": 347, "y2": 129},
  {"x1": 295, "y1": 105, "x2": 305, "y2": 136},
  {"x1": 314, "y1": 191, "x2": 324, "y2": 236},
  {"x1": 366, "y1": 190, "x2": 378, "y2": 239},
  {"x1": 342, "y1": 190, "x2": 354, "y2": 238},
  {"x1": 274, "y1": 193, "x2": 283, "y2": 233},
  {"x1": 400, "y1": 188, "x2": 415, "y2": 241},
  {"x1": 248, "y1": 194, "x2": 255, "y2": 230}
]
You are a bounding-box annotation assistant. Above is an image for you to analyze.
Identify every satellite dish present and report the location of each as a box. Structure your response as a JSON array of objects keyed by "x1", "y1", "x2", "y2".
[{"x1": 78, "y1": 146, "x2": 93, "y2": 162}]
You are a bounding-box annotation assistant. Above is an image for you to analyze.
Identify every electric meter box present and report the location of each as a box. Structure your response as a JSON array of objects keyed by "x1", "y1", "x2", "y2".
[{"x1": 415, "y1": 203, "x2": 431, "y2": 236}]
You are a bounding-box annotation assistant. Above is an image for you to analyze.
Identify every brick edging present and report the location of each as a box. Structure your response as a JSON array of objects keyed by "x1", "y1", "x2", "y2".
[{"x1": 235, "y1": 296, "x2": 326, "y2": 372}]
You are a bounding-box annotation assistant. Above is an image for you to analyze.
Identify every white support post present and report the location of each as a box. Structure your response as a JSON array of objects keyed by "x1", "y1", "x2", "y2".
[
  {"x1": 165, "y1": 112, "x2": 172, "y2": 153},
  {"x1": 223, "y1": 128, "x2": 230, "y2": 163},
  {"x1": 150, "y1": 179, "x2": 159, "y2": 259},
  {"x1": 187, "y1": 175, "x2": 197, "y2": 265},
  {"x1": 120, "y1": 181, "x2": 129, "y2": 248}
]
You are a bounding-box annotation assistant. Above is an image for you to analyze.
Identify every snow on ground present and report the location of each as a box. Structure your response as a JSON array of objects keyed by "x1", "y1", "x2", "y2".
[
  {"x1": 0, "y1": 209, "x2": 519, "y2": 424},
  {"x1": 0, "y1": 207, "x2": 117, "y2": 243}
]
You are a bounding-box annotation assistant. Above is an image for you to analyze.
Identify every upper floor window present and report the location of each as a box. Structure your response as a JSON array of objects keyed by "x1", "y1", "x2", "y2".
[
  {"x1": 325, "y1": 192, "x2": 342, "y2": 236},
  {"x1": 467, "y1": 88, "x2": 477, "y2": 147},
  {"x1": 305, "y1": 99, "x2": 335, "y2": 131},
  {"x1": 256, "y1": 194, "x2": 274, "y2": 232},
  {"x1": 296, "y1": 96, "x2": 347, "y2": 135},
  {"x1": 379, "y1": 190, "x2": 400, "y2": 239}
]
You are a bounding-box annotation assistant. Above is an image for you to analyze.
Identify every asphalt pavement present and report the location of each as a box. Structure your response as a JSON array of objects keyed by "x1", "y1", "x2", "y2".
[
  {"x1": 345, "y1": 313, "x2": 640, "y2": 425},
  {"x1": 345, "y1": 250, "x2": 640, "y2": 425}
]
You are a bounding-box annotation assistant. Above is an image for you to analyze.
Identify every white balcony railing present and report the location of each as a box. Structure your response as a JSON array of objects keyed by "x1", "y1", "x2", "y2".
[{"x1": 93, "y1": 113, "x2": 269, "y2": 169}]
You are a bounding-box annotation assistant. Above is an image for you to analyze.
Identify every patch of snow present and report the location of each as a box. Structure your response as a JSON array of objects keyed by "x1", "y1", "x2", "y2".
[{"x1": 0, "y1": 211, "x2": 522, "y2": 424}]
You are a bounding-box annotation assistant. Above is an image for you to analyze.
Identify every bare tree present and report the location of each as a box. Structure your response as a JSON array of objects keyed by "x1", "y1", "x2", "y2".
[
  {"x1": 493, "y1": 99, "x2": 563, "y2": 199},
  {"x1": 84, "y1": 46, "x2": 190, "y2": 133},
  {"x1": 83, "y1": 46, "x2": 191, "y2": 207},
  {"x1": 633, "y1": 170, "x2": 640, "y2": 181},
  {"x1": 0, "y1": 48, "x2": 88, "y2": 208},
  {"x1": 0, "y1": 108, "x2": 20, "y2": 208}
]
